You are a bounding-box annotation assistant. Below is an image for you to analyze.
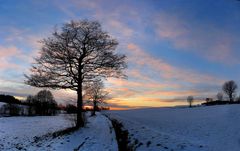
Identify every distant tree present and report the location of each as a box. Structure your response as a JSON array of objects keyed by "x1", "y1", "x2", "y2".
[
  {"x1": 222, "y1": 80, "x2": 237, "y2": 102},
  {"x1": 216, "y1": 92, "x2": 223, "y2": 101},
  {"x1": 26, "y1": 95, "x2": 36, "y2": 116},
  {"x1": 84, "y1": 80, "x2": 108, "y2": 116},
  {"x1": 25, "y1": 20, "x2": 127, "y2": 127},
  {"x1": 34, "y1": 90, "x2": 57, "y2": 115},
  {"x1": 187, "y1": 96, "x2": 194, "y2": 107}
]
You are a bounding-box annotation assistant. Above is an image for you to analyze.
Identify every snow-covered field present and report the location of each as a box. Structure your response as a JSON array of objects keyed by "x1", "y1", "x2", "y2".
[
  {"x1": 2, "y1": 105, "x2": 240, "y2": 151},
  {"x1": 0, "y1": 114, "x2": 72, "y2": 150},
  {"x1": 0, "y1": 113, "x2": 117, "y2": 151},
  {"x1": 106, "y1": 104, "x2": 240, "y2": 151}
]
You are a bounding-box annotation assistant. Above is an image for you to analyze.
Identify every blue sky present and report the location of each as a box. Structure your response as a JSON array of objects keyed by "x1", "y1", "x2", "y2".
[{"x1": 1, "y1": 0, "x2": 240, "y2": 109}]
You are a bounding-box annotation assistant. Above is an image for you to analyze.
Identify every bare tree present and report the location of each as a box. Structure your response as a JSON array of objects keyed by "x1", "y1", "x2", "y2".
[
  {"x1": 25, "y1": 20, "x2": 127, "y2": 127},
  {"x1": 84, "y1": 80, "x2": 108, "y2": 116},
  {"x1": 216, "y1": 92, "x2": 223, "y2": 101},
  {"x1": 35, "y1": 90, "x2": 57, "y2": 115},
  {"x1": 222, "y1": 80, "x2": 237, "y2": 102},
  {"x1": 26, "y1": 95, "x2": 35, "y2": 116},
  {"x1": 187, "y1": 96, "x2": 194, "y2": 107}
]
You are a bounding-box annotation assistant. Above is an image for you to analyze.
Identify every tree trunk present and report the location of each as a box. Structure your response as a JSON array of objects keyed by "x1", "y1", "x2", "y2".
[
  {"x1": 76, "y1": 81, "x2": 84, "y2": 127},
  {"x1": 92, "y1": 100, "x2": 97, "y2": 116},
  {"x1": 230, "y1": 94, "x2": 233, "y2": 102}
]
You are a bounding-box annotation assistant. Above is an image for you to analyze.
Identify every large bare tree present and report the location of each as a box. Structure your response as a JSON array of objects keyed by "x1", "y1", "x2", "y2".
[
  {"x1": 25, "y1": 20, "x2": 127, "y2": 127},
  {"x1": 222, "y1": 80, "x2": 237, "y2": 102}
]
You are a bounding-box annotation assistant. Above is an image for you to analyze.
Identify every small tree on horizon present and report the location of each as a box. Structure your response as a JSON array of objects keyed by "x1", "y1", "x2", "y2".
[
  {"x1": 187, "y1": 96, "x2": 194, "y2": 107},
  {"x1": 25, "y1": 20, "x2": 127, "y2": 127},
  {"x1": 222, "y1": 80, "x2": 237, "y2": 102}
]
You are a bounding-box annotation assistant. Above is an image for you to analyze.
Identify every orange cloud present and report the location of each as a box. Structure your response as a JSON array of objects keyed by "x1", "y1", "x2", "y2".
[
  {"x1": 106, "y1": 97, "x2": 204, "y2": 109},
  {"x1": 102, "y1": 43, "x2": 225, "y2": 108}
]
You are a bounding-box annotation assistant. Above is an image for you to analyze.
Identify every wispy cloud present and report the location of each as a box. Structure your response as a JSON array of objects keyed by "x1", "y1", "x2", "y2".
[
  {"x1": 127, "y1": 43, "x2": 224, "y2": 84},
  {"x1": 154, "y1": 13, "x2": 238, "y2": 63},
  {"x1": 0, "y1": 46, "x2": 22, "y2": 69}
]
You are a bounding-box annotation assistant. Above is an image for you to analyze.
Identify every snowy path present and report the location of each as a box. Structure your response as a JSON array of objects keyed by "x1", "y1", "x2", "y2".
[
  {"x1": 27, "y1": 113, "x2": 118, "y2": 151},
  {"x1": 106, "y1": 105, "x2": 240, "y2": 151}
]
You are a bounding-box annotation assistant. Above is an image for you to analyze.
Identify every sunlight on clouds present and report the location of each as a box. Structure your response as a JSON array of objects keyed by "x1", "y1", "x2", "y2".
[
  {"x1": 106, "y1": 97, "x2": 202, "y2": 109},
  {"x1": 127, "y1": 43, "x2": 224, "y2": 84}
]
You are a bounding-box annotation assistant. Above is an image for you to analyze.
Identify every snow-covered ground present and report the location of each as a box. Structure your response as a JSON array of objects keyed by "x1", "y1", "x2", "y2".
[
  {"x1": 0, "y1": 113, "x2": 117, "y2": 151},
  {"x1": 0, "y1": 114, "x2": 72, "y2": 150},
  {"x1": 106, "y1": 104, "x2": 240, "y2": 151}
]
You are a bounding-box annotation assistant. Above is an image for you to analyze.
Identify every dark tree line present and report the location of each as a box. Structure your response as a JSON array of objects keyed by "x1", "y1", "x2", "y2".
[
  {"x1": 0, "y1": 95, "x2": 24, "y2": 116},
  {"x1": 196, "y1": 80, "x2": 240, "y2": 106},
  {"x1": 0, "y1": 90, "x2": 58, "y2": 116},
  {"x1": 187, "y1": 80, "x2": 240, "y2": 107},
  {"x1": 0, "y1": 94, "x2": 21, "y2": 104}
]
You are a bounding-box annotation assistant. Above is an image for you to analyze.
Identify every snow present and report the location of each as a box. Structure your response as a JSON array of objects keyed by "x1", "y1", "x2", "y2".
[
  {"x1": 0, "y1": 113, "x2": 117, "y2": 151},
  {"x1": 0, "y1": 102, "x2": 5, "y2": 107},
  {"x1": 28, "y1": 113, "x2": 117, "y2": 151},
  {"x1": 3, "y1": 104, "x2": 239, "y2": 151},
  {"x1": 0, "y1": 114, "x2": 72, "y2": 150},
  {"x1": 106, "y1": 104, "x2": 240, "y2": 151}
]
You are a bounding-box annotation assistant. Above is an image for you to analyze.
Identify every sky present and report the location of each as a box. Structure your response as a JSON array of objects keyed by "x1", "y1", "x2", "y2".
[{"x1": 1, "y1": 0, "x2": 240, "y2": 109}]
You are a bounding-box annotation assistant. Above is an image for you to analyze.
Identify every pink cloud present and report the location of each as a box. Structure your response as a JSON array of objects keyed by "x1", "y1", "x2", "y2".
[
  {"x1": 0, "y1": 46, "x2": 21, "y2": 69},
  {"x1": 127, "y1": 43, "x2": 224, "y2": 84}
]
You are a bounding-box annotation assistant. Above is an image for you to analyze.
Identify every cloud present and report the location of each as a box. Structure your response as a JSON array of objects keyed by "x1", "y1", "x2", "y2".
[
  {"x1": 4, "y1": 27, "x2": 43, "y2": 49},
  {"x1": 106, "y1": 19, "x2": 134, "y2": 38},
  {"x1": 127, "y1": 43, "x2": 224, "y2": 84},
  {"x1": 53, "y1": 0, "x2": 138, "y2": 42},
  {"x1": 154, "y1": 13, "x2": 238, "y2": 63},
  {"x1": 0, "y1": 46, "x2": 22, "y2": 70},
  {"x1": 103, "y1": 43, "x2": 225, "y2": 108}
]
